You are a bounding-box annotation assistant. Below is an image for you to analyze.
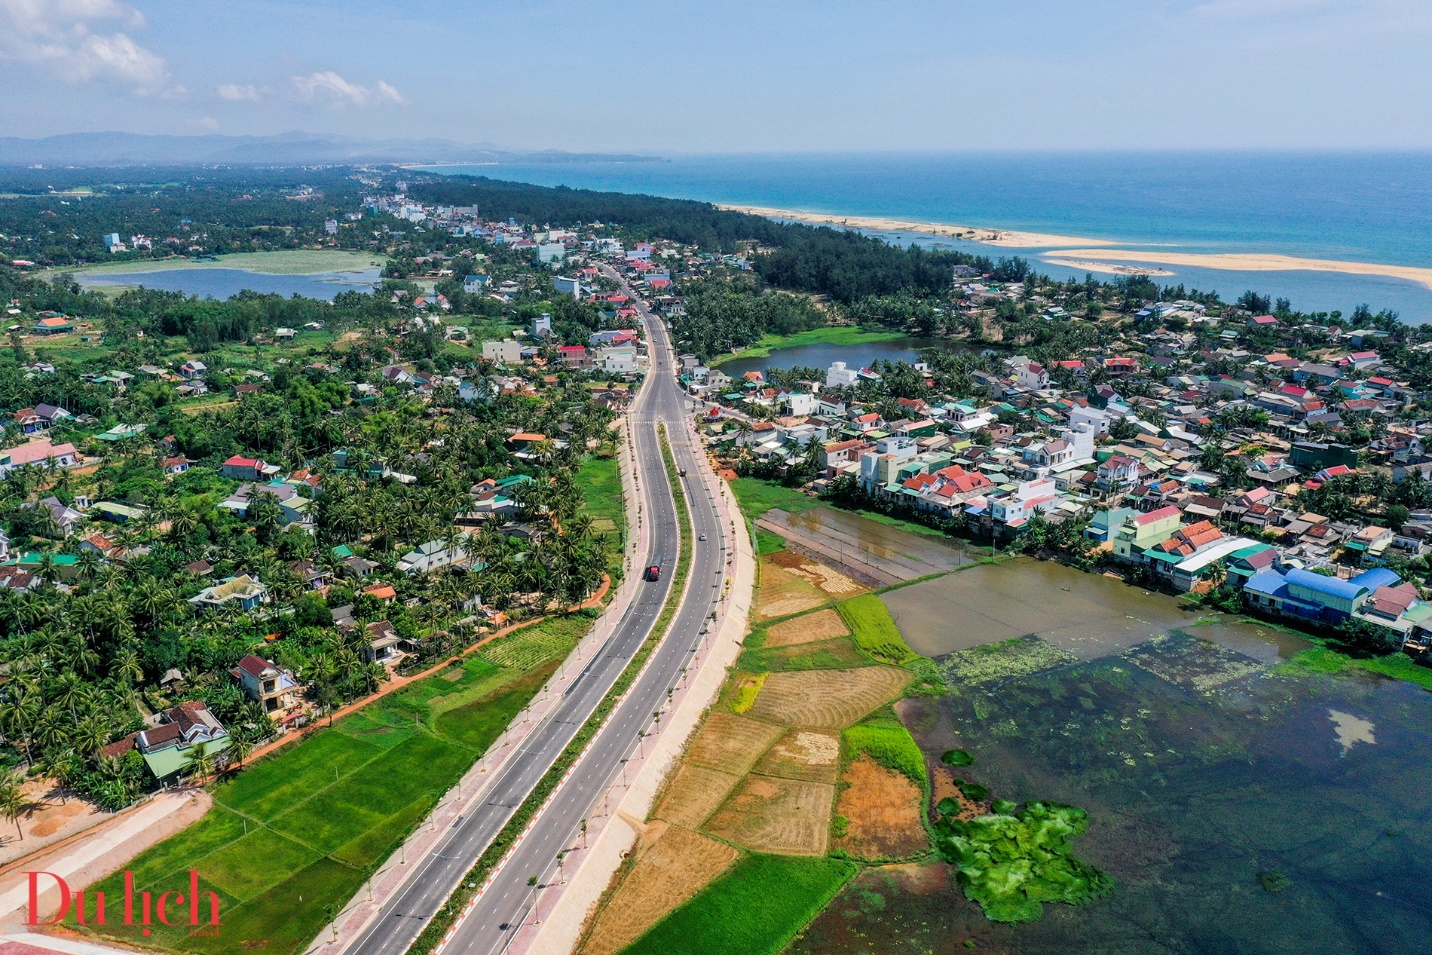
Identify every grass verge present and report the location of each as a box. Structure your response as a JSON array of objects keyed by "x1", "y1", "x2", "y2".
[{"x1": 576, "y1": 451, "x2": 627, "y2": 577}]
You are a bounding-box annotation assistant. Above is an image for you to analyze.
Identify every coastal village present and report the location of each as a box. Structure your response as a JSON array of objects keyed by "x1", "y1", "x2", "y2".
[
  {"x1": 0, "y1": 168, "x2": 1430, "y2": 955},
  {"x1": 2, "y1": 179, "x2": 1430, "y2": 805},
  {"x1": 685, "y1": 312, "x2": 1432, "y2": 658}
]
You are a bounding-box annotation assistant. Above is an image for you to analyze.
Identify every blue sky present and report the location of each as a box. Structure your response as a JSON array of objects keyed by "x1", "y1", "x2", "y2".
[{"x1": 2, "y1": 0, "x2": 1429, "y2": 151}]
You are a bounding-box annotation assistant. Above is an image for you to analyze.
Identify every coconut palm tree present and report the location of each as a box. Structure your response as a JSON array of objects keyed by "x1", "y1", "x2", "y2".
[
  {"x1": 227, "y1": 736, "x2": 255, "y2": 771},
  {"x1": 186, "y1": 748, "x2": 216, "y2": 786},
  {"x1": 0, "y1": 776, "x2": 28, "y2": 842}
]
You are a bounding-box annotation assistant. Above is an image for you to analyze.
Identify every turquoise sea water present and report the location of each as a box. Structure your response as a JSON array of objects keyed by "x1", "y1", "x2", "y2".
[{"x1": 417, "y1": 152, "x2": 1432, "y2": 321}]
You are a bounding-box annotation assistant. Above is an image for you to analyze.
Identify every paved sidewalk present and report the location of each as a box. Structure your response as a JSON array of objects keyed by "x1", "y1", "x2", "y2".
[
  {"x1": 311, "y1": 416, "x2": 651, "y2": 955},
  {"x1": 0, "y1": 933, "x2": 154, "y2": 955}
]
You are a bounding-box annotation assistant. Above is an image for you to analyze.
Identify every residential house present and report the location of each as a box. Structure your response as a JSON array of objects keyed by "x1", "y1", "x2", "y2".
[
  {"x1": 482, "y1": 340, "x2": 524, "y2": 364},
  {"x1": 229, "y1": 654, "x2": 300, "y2": 714},
  {"x1": 14, "y1": 404, "x2": 70, "y2": 433},
  {"x1": 826, "y1": 362, "x2": 860, "y2": 389},
  {"x1": 190, "y1": 575, "x2": 271, "y2": 612},
  {"x1": 1112, "y1": 505, "x2": 1183, "y2": 563},
  {"x1": 0, "y1": 439, "x2": 79, "y2": 477},
  {"x1": 218, "y1": 482, "x2": 310, "y2": 525},
  {"x1": 362, "y1": 620, "x2": 415, "y2": 666},
  {"x1": 37, "y1": 496, "x2": 83, "y2": 535},
  {"x1": 1097, "y1": 455, "x2": 1140, "y2": 491},
  {"x1": 396, "y1": 539, "x2": 470, "y2": 575},
  {"x1": 220, "y1": 455, "x2": 279, "y2": 480},
  {"x1": 101, "y1": 700, "x2": 229, "y2": 780},
  {"x1": 31, "y1": 316, "x2": 74, "y2": 335},
  {"x1": 558, "y1": 345, "x2": 592, "y2": 369}
]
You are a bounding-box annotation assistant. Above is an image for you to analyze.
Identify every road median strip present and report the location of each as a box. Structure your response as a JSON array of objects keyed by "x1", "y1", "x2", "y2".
[{"x1": 412, "y1": 427, "x2": 695, "y2": 955}]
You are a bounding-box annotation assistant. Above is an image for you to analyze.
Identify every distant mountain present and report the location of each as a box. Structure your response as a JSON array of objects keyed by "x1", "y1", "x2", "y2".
[{"x1": 0, "y1": 132, "x2": 663, "y2": 167}]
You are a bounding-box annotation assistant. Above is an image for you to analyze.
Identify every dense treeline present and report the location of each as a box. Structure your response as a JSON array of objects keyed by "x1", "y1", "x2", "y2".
[
  {"x1": 670, "y1": 276, "x2": 826, "y2": 359},
  {"x1": 0, "y1": 168, "x2": 366, "y2": 264}
]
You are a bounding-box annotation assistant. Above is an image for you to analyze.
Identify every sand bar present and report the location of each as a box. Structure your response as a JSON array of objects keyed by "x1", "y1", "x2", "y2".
[
  {"x1": 717, "y1": 204, "x2": 1111, "y2": 248},
  {"x1": 1044, "y1": 257, "x2": 1175, "y2": 277},
  {"x1": 1048, "y1": 249, "x2": 1432, "y2": 291}
]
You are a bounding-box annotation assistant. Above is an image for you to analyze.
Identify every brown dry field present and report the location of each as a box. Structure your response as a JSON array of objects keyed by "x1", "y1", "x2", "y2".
[
  {"x1": 579, "y1": 824, "x2": 739, "y2": 955},
  {"x1": 764, "y1": 608, "x2": 850, "y2": 648},
  {"x1": 834, "y1": 757, "x2": 928, "y2": 860},
  {"x1": 753, "y1": 730, "x2": 841, "y2": 784},
  {"x1": 756, "y1": 558, "x2": 827, "y2": 620},
  {"x1": 703, "y1": 774, "x2": 834, "y2": 856},
  {"x1": 746, "y1": 666, "x2": 912, "y2": 729},
  {"x1": 682, "y1": 711, "x2": 784, "y2": 776},
  {"x1": 651, "y1": 763, "x2": 742, "y2": 830},
  {"x1": 769, "y1": 550, "x2": 867, "y2": 598}
]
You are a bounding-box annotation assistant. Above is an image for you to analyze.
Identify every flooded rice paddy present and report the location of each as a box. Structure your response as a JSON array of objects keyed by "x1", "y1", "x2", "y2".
[
  {"x1": 794, "y1": 558, "x2": 1432, "y2": 955},
  {"x1": 759, "y1": 507, "x2": 979, "y2": 586}
]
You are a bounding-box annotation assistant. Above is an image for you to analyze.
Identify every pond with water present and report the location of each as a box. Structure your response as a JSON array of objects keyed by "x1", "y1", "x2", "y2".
[
  {"x1": 793, "y1": 560, "x2": 1432, "y2": 954},
  {"x1": 76, "y1": 267, "x2": 381, "y2": 301},
  {"x1": 718, "y1": 336, "x2": 983, "y2": 380}
]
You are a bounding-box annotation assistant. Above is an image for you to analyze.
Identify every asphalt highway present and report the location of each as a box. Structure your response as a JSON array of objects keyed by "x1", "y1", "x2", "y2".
[{"x1": 344, "y1": 276, "x2": 728, "y2": 955}]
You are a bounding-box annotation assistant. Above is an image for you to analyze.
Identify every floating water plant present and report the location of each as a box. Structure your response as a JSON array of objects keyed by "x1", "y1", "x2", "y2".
[
  {"x1": 942, "y1": 749, "x2": 975, "y2": 766},
  {"x1": 933, "y1": 799, "x2": 1114, "y2": 923},
  {"x1": 952, "y1": 778, "x2": 989, "y2": 802}
]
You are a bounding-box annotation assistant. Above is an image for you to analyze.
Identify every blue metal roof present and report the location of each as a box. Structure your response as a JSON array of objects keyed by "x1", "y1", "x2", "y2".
[
  {"x1": 1349, "y1": 568, "x2": 1401, "y2": 591},
  {"x1": 1285, "y1": 568, "x2": 1367, "y2": 601},
  {"x1": 1243, "y1": 569, "x2": 1289, "y2": 599}
]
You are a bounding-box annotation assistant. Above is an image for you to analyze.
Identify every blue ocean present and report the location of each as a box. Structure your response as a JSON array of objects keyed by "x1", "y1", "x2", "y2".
[{"x1": 417, "y1": 152, "x2": 1432, "y2": 321}]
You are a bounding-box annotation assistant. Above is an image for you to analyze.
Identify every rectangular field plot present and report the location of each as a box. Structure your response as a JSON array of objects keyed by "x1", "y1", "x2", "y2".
[{"x1": 704, "y1": 775, "x2": 835, "y2": 856}]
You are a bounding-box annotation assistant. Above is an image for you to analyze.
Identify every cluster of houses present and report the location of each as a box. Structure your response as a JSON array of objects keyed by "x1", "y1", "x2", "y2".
[{"x1": 697, "y1": 340, "x2": 1432, "y2": 657}]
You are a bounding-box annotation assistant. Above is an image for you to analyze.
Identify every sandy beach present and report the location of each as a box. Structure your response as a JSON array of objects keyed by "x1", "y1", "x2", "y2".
[
  {"x1": 1047, "y1": 249, "x2": 1432, "y2": 291},
  {"x1": 716, "y1": 204, "x2": 1111, "y2": 248},
  {"x1": 1042, "y1": 257, "x2": 1175, "y2": 278}
]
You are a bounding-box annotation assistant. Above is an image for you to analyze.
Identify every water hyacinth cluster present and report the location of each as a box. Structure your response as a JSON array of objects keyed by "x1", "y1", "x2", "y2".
[{"x1": 932, "y1": 799, "x2": 1114, "y2": 923}]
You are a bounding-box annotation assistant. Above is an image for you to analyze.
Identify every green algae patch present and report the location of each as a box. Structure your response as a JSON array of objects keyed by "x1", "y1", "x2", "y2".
[
  {"x1": 939, "y1": 636, "x2": 1076, "y2": 686},
  {"x1": 932, "y1": 800, "x2": 1113, "y2": 923}
]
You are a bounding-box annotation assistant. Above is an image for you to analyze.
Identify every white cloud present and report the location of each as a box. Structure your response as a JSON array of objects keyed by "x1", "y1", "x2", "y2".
[
  {"x1": 217, "y1": 83, "x2": 260, "y2": 102},
  {"x1": 0, "y1": 0, "x2": 170, "y2": 93},
  {"x1": 291, "y1": 71, "x2": 406, "y2": 108},
  {"x1": 186, "y1": 116, "x2": 219, "y2": 131}
]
